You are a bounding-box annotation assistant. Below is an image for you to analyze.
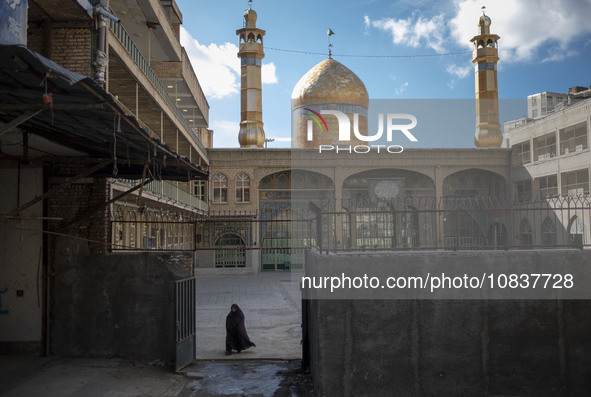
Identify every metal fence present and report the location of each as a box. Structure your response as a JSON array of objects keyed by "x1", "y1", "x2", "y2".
[
  {"x1": 111, "y1": 208, "x2": 200, "y2": 251},
  {"x1": 317, "y1": 195, "x2": 591, "y2": 252},
  {"x1": 110, "y1": 196, "x2": 591, "y2": 253}
]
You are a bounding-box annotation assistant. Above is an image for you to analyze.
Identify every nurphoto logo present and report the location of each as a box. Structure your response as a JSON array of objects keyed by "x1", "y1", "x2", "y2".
[{"x1": 304, "y1": 108, "x2": 418, "y2": 153}]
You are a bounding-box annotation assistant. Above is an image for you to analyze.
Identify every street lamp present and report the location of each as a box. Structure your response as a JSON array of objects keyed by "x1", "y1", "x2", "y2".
[{"x1": 264, "y1": 138, "x2": 275, "y2": 148}]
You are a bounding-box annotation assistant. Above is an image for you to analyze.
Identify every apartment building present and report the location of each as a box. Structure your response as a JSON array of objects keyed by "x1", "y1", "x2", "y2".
[
  {"x1": 527, "y1": 91, "x2": 568, "y2": 119},
  {"x1": 508, "y1": 88, "x2": 591, "y2": 200},
  {"x1": 0, "y1": 0, "x2": 209, "y2": 364}
]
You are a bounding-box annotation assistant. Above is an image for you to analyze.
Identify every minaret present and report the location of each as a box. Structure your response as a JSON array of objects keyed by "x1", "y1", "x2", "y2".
[
  {"x1": 236, "y1": 3, "x2": 266, "y2": 148},
  {"x1": 470, "y1": 7, "x2": 502, "y2": 147}
]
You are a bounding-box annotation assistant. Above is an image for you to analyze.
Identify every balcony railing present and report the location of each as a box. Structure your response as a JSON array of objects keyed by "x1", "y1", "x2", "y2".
[
  {"x1": 562, "y1": 182, "x2": 590, "y2": 196},
  {"x1": 560, "y1": 135, "x2": 588, "y2": 155},
  {"x1": 118, "y1": 179, "x2": 208, "y2": 212},
  {"x1": 108, "y1": 18, "x2": 207, "y2": 154},
  {"x1": 534, "y1": 144, "x2": 556, "y2": 161},
  {"x1": 539, "y1": 186, "x2": 559, "y2": 198}
]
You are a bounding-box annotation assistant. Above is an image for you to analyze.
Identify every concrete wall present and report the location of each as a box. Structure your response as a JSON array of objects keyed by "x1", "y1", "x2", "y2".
[
  {"x1": 0, "y1": 165, "x2": 44, "y2": 354},
  {"x1": 50, "y1": 246, "x2": 193, "y2": 362},
  {"x1": 195, "y1": 250, "x2": 215, "y2": 268},
  {"x1": 304, "y1": 250, "x2": 591, "y2": 397}
]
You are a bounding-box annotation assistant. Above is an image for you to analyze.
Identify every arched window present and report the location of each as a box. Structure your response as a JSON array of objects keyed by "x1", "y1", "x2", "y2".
[
  {"x1": 569, "y1": 216, "x2": 584, "y2": 247},
  {"x1": 236, "y1": 173, "x2": 250, "y2": 203},
  {"x1": 213, "y1": 174, "x2": 228, "y2": 203},
  {"x1": 278, "y1": 174, "x2": 289, "y2": 189},
  {"x1": 260, "y1": 175, "x2": 271, "y2": 189},
  {"x1": 293, "y1": 173, "x2": 304, "y2": 188},
  {"x1": 542, "y1": 217, "x2": 556, "y2": 246},
  {"x1": 520, "y1": 219, "x2": 533, "y2": 247}
]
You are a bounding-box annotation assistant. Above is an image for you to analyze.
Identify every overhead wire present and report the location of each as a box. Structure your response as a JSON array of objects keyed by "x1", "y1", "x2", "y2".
[{"x1": 265, "y1": 47, "x2": 472, "y2": 58}]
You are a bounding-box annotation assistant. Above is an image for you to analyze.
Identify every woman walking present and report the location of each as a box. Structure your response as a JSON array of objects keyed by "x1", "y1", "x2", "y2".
[{"x1": 225, "y1": 303, "x2": 256, "y2": 355}]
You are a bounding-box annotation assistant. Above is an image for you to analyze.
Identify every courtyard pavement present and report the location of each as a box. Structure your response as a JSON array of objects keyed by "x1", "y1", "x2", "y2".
[{"x1": 194, "y1": 270, "x2": 303, "y2": 360}]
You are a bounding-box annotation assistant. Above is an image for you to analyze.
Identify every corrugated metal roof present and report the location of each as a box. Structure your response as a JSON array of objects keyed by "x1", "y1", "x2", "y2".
[{"x1": 0, "y1": 45, "x2": 207, "y2": 181}]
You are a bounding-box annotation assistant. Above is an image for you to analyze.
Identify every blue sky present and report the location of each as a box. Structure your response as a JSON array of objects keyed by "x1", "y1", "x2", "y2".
[{"x1": 176, "y1": 0, "x2": 591, "y2": 148}]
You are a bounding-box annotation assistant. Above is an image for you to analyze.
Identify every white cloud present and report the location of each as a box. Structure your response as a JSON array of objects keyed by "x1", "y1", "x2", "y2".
[
  {"x1": 180, "y1": 28, "x2": 239, "y2": 99},
  {"x1": 449, "y1": 0, "x2": 591, "y2": 63},
  {"x1": 445, "y1": 63, "x2": 472, "y2": 88},
  {"x1": 541, "y1": 43, "x2": 578, "y2": 63},
  {"x1": 366, "y1": 0, "x2": 591, "y2": 82},
  {"x1": 446, "y1": 64, "x2": 471, "y2": 79},
  {"x1": 180, "y1": 27, "x2": 278, "y2": 100},
  {"x1": 365, "y1": 14, "x2": 446, "y2": 53},
  {"x1": 210, "y1": 120, "x2": 239, "y2": 148},
  {"x1": 262, "y1": 63, "x2": 278, "y2": 84}
]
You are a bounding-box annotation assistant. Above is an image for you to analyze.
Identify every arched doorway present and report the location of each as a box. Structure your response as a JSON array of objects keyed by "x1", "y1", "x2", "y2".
[
  {"x1": 569, "y1": 216, "x2": 584, "y2": 248},
  {"x1": 341, "y1": 169, "x2": 434, "y2": 249},
  {"x1": 443, "y1": 169, "x2": 506, "y2": 198},
  {"x1": 215, "y1": 233, "x2": 246, "y2": 267},
  {"x1": 541, "y1": 217, "x2": 557, "y2": 246},
  {"x1": 519, "y1": 218, "x2": 533, "y2": 247},
  {"x1": 443, "y1": 209, "x2": 486, "y2": 249}
]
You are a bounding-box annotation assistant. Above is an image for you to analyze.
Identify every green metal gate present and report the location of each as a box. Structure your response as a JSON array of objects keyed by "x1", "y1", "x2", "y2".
[{"x1": 214, "y1": 233, "x2": 246, "y2": 267}]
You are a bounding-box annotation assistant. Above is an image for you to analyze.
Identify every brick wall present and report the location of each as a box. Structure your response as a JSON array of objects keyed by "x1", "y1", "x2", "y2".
[
  {"x1": 152, "y1": 61, "x2": 182, "y2": 79},
  {"x1": 47, "y1": 163, "x2": 111, "y2": 254},
  {"x1": 51, "y1": 28, "x2": 93, "y2": 76}
]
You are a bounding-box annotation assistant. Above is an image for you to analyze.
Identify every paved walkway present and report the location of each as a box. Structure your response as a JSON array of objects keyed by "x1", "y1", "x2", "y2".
[{"x1": 195, "y1": 271, "x2": 303, "y2": 360}]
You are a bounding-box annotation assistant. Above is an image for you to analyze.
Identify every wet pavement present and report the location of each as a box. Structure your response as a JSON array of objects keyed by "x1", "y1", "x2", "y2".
[{"x1": 186, "y1": 360, "x2": 313, "y2": 396}]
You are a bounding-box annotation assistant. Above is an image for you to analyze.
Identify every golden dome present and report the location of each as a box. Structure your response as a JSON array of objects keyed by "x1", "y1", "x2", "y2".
[{"x1": 291, "y1": 58, "x2": 369, "y2": 109}]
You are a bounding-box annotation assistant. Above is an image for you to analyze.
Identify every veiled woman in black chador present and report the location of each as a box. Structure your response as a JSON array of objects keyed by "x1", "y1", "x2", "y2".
[{"x1": 225, "y1": 303, "x2": 256, "y2": 355}]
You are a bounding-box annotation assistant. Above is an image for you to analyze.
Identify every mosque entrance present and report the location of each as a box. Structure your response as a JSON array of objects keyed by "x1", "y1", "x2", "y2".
[{"x1": 214, "y1": 233, "x2": 246, "y2": 267}]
